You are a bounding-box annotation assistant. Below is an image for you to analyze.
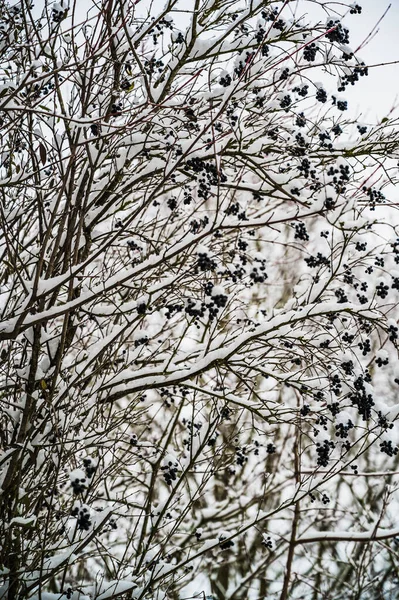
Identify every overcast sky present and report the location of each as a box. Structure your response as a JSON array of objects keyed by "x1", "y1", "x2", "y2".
[{"x1": 314, "y1": 0, "x2": 399, "y2": 121}]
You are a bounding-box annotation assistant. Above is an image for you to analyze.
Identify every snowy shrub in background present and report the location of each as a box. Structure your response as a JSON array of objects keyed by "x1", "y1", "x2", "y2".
[{"x1": 1, "y1": 0, "x2": 399, "y2": 598}]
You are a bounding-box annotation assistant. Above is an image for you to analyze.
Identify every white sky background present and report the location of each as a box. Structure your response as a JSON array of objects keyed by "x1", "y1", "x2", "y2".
[{"x1": 304, "y1": 0, "x2": 399, "y2": 121}]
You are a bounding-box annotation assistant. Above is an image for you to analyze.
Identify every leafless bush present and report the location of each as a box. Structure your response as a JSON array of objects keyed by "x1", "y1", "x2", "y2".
[{"x1": 1, "y1": 0, "x2": 399, "y2": 598}]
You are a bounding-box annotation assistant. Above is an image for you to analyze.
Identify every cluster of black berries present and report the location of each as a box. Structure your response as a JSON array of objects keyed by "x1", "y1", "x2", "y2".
[
  {"x1": 335, "y1": 288, "x2": 348, "y2": 303},
  {"x1": 341, "y1": 360, "x2": 354, "y2": 375},
  {"x1": 377, "y1": 413, "x2": 393, "y2": 433},
  {"x1": 363, "y1": 185, "x2": 386, "y2": 210},
  {"x1": 219, "y1": 74, "x2": 232, "y2": 87},
  {"x1": 332, "y1": 124, "x2": 343, "y2": 136},
  {"x1": 316, "y1": 439, "x2": 335, "y2": 467},
  {"x1": 324, "y1": 197, "x2": 336, "y2": 211},
  {"x1": 332, "y1": 96, "x2": 348, "y2": 111},
  {"x1": 90, "y1": 123, "x2": 100, "y2": 136},
  {"x1": 134, "y1": 335, "x2": 148, "y2": 348},
  {"x1": 342, "y1": 332, "x2": 354, "y2": 345},
  {"x1": 316, "y1": 88, "x2": 327, "y2": 103},
  {"x1": 350, "y1": 4, "x2": 362, "y2": 14},
  {"x1": 186, "y1": 158, "x2": 227, "y2": 197},
  {"x1": 350, "y1": 373, "x2": 374, "y2": 420},
  {"x1": 233, "y1": 445, "x2": 247, "y2": 466},
  {"x1": 293, "y1": 85, "x2": 309, "y2": 97},
  {"x1": 279, "y1": 67, "x2": 290, "y2": 81},
  {"x1": 174, "y1": 31, "x2": 185, "y2": 44},
  {"x1": 227, "y1": 102, "x2": 239, "y2": 125},
  {"x1": 196, "y1": 250, "x2": 217, "y2": 273},
  {"x1": 161, "y1": 460, "x2": 178, "y2": 485},
  {"x1": 234, "y1": 51, "x2": 254, "y2": 77},
  {"x1": 219, "y1": 262, "x2": 246, "y2": 284},
  {"x1": 127, "y1": 239, "x2": 142, "y2": 253},
  {"x1": 185, "y1": 298, "x2": 206, "y2": 321},
  {"x1": 204, "y1": 288, "x2": 228, "y2": 321},
  {"x1": 110, "y1": 102, "x2": 122, "y2": 116},
  {"x1": 144, "y1": 57, "x2": 164, "y2": 76},
  {"x1": 225, "y1": 202, "x2": 247, "y2": 220},
  {"x1": 294, "y1": 222, "x2": 309, "y2": 241},
  {"x1": 358, "y1": 338, "x2": 371, "y2": 356},
  {"x1": 63, "y1": 588, "x2": 73, "y2": 599},
  {"x1": 338, "y1": 63, "x2": 368, "y2": 91},
  {"x1": 343, "y1": 268, "x2": 355, "y2": 284},
  {"x1": 342, "y1": 50, "x2": 354, "y2": 61},
  {"x1": 136, "y1": 300, "x2": 147, "y2": 315},
  {"x1": 326, "y1": 20, "x2": 350, "y2": 44},
  {"x1": 376, "y1": 281, "x2": 389, "y2": 299},
  {"x1": 182, "y1": 419, "x2": 203, "y2": 449},
  {"x1": 331, "y1": 373, "x2": 342, "y2": 396},
  {"x1": 280, "y1": 95, "x2": 292, "y2": 111},
  {"x1": 296, "y1": 113, "x2": 306, "y2": 128},
  {"x1": 255, "y1": 25, "x2": 266, "y2": 44},
  {"x1": 297, "y1": 157, "x2": 312, "y2": 178},
  {"x1": 237, "y1": 238, "x2": 248, "y2": 251},
  {"x1": 391, "y1": 239, "x2": 399, "y2": 264},
  {"x1": 167, "y1": 196, "x2": 177, "y2": 211},
  {"x1": 190, "y1": 215, "x2": 209, "y2": 233},
  {"x1": 180, "y1": 189, "x2": 192, "y2": 206},
  {"x1": 336, "y1": 419, "x2": 354, "y2": 439},
  {"x1": 52, "y1": 6, "x2": 68, "y2": 23},
  {"x1": 71, "y1": 474, "x2": 87, "y2": 495},
  {"x1": 388, "y1": 324, "x2": 398, "y2": 342},
  {"x1": 23, "y1": 80, "x2": 55, "y2": 101},
  {"x1": 83, "y1": 457, "x2": 96, "y2": 479},
  {"x1": 375, "y1": 354, "x2": 389, "y2": 368},
  {"x1": 261, "y1": 7, "x2": 277, "y2": 20},
  {"x1": 165, "y1": 303, "x2": 183, "y2": 319},
  {"x1": 148, "y1": 16, "x2": 173, "y2": 45},
  {"x1": 219, "y1": 534, "x2": 234, "y2": 550},
  {"x1": 262, "y1": 536, "x2": 273, "y2": 549},
  {"x1": 249, "y1": 257, "x2": 267, "y2": 284},
  {"x1": 304, "y1": 253, "x2": 330, "y2": 269},
  {"x1": 220, "y1": 407, "x2": 232, "y2": 421},
  {"x1": 356, "y1": 292, "x2": 367, "y2": 305},
  {"x1": 266, "y1": 443, "x2": 276, "y2": 454},
  {"x1": 71, "y1": 505, "x2": 92, "y2": 531},
  {"x1": 303, "y1": 43, "x2": 318, "y2": 62},
  {"x1": 206, "y1": 431, "x2": 218, "y2": 447},
  {"x1": 295, "y1": 132, "x2": 307, "y2": 149},
  {"x1": 182, "y1": 418, "x2": 202, "y2": 438},
  {"x1": 355, "y1": 241, "x2": 367, "y2": 252},
  {"x1": 316, "y1": 415, "x2": 329, "y2": 432},
  {"x1": 319, "y1": 131, "x2": 332, "y2": 150},
  {"x1": 380, "y1": 440, "x2": 398, "y2": 457},
  {"x1": 160, "y1": 387, "x2": 175, "y2": 407}
]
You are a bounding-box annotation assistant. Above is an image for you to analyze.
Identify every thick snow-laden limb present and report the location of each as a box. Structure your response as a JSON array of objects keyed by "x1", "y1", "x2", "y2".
[
  {"x1": 101, "y1": 302, "x2": 380, "y2": 398},
  {"x1": 296, "y1": 526, "x2": 399, "y2": 545},
  {"x1": 96, "y1": 580, "x2": 141, "y2": 600}
]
